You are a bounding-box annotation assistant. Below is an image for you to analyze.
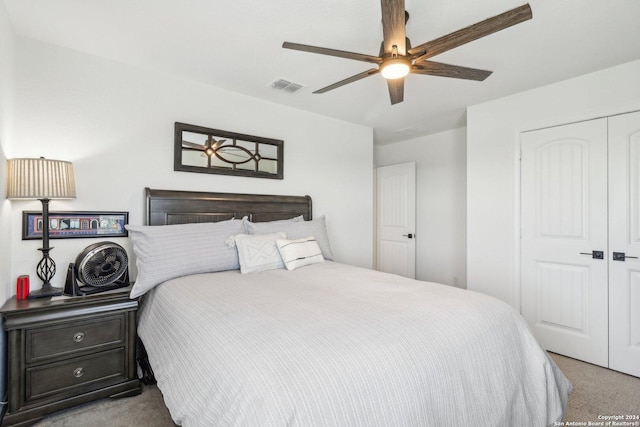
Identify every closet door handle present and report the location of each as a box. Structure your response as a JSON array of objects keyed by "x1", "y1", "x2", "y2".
[
  {"x1": 613, "y1": 252, "x2": 638, "y2": 261},
  {"x1": 579, "y1": 251, "x2": 604, "y2": 259}
]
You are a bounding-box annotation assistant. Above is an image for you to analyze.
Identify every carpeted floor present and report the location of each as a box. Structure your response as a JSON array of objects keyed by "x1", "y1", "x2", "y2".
[
  {"x1": 548, "y1": 352, "x2": 640, "y2": 423},
  {"x1": 33, "y1": 384, "x2": 175, "y2": 427},
  {"x1": 31, "y1": 352, "x2": 640, "y2": 426}
]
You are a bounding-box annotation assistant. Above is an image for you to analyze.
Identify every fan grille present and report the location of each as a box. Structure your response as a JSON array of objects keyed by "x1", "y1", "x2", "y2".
[{"x1": 77, "y1": 242, "x2": 128, "y2": 287}]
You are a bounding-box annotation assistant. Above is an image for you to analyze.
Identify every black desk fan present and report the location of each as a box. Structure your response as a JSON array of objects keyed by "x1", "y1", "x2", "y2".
[{"x1": 64, "y1": 241, "x2": 130, "y2": 296}]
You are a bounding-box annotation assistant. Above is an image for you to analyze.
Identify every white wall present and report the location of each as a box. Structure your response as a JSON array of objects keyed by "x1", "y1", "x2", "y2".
[
  {"x1": 374, "y1": 127, "x2": 467, "y2": 287},
  {"x1": 7, "y1": 37, "x2": 374, "y2": 292},
  {"x1": 0, "y1": 1, "x2": 15, "y2": 413},
  {"x1": 0, "y1": 0, "x2": 14, "y2": 303},
  {"x1": 467, "y1": 59, "x2": 640, "y2": 308}
]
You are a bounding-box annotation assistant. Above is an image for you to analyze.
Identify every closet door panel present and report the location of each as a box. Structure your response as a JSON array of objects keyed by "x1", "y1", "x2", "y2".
[
  {"x1": 609, "y1": 110, "x2": 640, "y2": 377},
  {"x1": 521, "y1": 119, "x2": 608, "y2": 367}
]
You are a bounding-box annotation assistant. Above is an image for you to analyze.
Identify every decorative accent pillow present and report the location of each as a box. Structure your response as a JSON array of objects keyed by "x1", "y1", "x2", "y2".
[
  {"x1": 276, "y1": 236, "x2": 325, "y2": 270},
  {"x1": 126, "y1": 219, "x2": 245, "y2": 298},
  {"x1": 235, "y1": 232, "x2": 286, "y2": 274},
  {"x1": 245, "y1": 215, "x2": 334, "y2": 260}
]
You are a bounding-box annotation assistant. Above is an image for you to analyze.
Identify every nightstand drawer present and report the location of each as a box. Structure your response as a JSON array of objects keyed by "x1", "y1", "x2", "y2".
[
  {"x1": 27, "y1": 315, "x2": 125, "y2": 362},
  {"x1": 26, "y1": 348, "x2": 126, "y2": 401}
]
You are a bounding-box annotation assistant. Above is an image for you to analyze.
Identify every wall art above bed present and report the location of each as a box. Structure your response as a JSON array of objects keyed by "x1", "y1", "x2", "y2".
[{"x1": 174, "y1": 122, "x2": 284, "y2": 179}]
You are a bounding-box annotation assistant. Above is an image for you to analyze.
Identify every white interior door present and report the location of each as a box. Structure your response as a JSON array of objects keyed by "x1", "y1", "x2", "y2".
[
  {"x1": 376, "y1": 162, "x2": 416, "y2": 278},
  {"x1": 608, "y1": 111, "x2": 640, "y2": 377},
  {"x1": 521, "y1": 119, "x2": 609, "y2": 367}
]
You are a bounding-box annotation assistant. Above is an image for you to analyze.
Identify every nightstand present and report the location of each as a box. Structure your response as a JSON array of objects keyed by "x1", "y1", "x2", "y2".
[{"x1": 0, "y1": 287, "x2": 141, "y2": 426}]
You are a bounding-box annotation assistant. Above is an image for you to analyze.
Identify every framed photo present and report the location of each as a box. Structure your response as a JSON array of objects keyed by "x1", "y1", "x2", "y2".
[{"x1": 22, "y1": 211, "x2": 129, "y2": 240}]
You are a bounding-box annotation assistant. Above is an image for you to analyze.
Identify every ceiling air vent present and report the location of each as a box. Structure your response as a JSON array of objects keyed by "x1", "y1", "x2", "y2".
[{"x1": 270, "y1": 78, "x2": 304, "y2": 94}]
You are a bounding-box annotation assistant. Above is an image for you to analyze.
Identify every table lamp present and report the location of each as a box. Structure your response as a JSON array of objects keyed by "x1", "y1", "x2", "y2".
[{"x1": 6, "y1": 157, "x2": 76, "y2": 298}]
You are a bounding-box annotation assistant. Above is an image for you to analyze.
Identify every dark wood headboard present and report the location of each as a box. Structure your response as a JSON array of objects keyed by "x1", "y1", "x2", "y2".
[{"x1": 144, "y1": 188, "x2": 312, "y2": 225}]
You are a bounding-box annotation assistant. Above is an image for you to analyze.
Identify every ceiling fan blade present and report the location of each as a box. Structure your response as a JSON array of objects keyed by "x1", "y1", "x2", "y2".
[
  {"x1": 212, "y1": 139, "x2": 226, "y2": 149},
  {"x1": 313, "y1": 68, "x2": 380, "y2": 94},
  {"x1": 387, "y1": 78, "x2": 404, "y2": 105},
  {"x1": 412, "y1": 61, "x2": 492, "y2": 81},
  {"x1": 408, "y1": 4, "x2": 532, "y2": 59},
  {"x1": 182, "y1": 141, "x2": 204, "y2": 149},
  {"x1": 380, "y1": 0, "x2": 406, "y2": 55},
  {"x1": 283, "y1": 42, "x2": 382, "y2": 64}
]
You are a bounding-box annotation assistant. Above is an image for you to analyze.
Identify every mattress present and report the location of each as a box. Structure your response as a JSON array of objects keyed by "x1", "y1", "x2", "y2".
[{"x1": 137, "y1": 261, "x2": 571, "y2": 427}]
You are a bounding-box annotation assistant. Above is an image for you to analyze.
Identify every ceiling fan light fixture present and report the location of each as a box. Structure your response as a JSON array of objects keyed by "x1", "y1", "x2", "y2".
[{"x1": 381, "y1": 58, "x2": 411, "y2": 80}]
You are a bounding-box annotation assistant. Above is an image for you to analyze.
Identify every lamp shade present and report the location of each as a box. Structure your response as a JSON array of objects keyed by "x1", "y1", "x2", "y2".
[{"x1": 6, "y1": 158, "x2": 76, "y2": 200}]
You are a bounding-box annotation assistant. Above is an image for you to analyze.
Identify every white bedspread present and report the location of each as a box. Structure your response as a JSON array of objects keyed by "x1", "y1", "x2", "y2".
[{"x1": 137, "y1": 262, "x2": 571, "y2": 427}]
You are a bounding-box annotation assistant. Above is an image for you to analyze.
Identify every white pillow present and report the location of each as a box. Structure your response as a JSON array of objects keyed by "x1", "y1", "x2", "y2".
[
  {"x1": 248, "y1": 215, "x2": 303, "y2": 227},
  {"x1": 240, "y1": 215, "x2": 302, "y2": 233},
  {"x1": 276, "y1": 236, "x2": 325, "y2": 270},
  {"x1": 126, "y1": 219, "x2": 245, "y2": 298},
  {"x1": 235, "y1": 232, "x2": 286, "y2": 274},
  {"x1": 245, "y1": 215, "x2": 333, "y2": 260}
]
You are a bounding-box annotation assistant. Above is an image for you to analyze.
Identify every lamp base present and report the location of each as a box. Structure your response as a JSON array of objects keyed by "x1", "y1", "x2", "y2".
[{"x1": 28, "y1": 284, "x2": 63, "y2": 299}]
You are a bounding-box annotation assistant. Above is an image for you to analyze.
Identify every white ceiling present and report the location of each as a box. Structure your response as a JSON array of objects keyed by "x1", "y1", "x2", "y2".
[{"x1": 4, "y1": 0, "x2": 640, "y2": 144}]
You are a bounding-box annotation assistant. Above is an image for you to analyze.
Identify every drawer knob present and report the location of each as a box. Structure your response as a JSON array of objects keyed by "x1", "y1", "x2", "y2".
[
  {"x1": 73, "y1": 367, "x2": 85, "y2": 378},
  {"x1": 73, "y1": 332, "x2": 85, "y2": 343}
]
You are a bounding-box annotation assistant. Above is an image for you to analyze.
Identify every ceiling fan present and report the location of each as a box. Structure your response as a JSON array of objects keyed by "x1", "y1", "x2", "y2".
[
  {"x1": 283, "y1": 1, "x2": 532, "y2": 105},
  {"x1": 182, "y1": 137, "x2": 225, "y2": 158}
]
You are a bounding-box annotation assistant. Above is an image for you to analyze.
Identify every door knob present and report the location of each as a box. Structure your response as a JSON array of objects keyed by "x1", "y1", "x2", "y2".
[
  {"x1": 579, "y1": 251, "x2": 604, "y2": 259},
  {"x1": 402, "y1": 233, "x2": 415, "y2": 239},
  {"x1": 613, "y1": 252, "x2": 638, "y2": 261}
]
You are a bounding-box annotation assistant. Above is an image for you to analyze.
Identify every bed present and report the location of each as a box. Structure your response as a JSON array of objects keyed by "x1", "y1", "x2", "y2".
[{"x1": 131, "y1": 188, "x2": 571, "y2": 427}]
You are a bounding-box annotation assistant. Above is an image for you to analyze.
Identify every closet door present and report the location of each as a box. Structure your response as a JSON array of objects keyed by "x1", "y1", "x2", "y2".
[
  {"x1": 521, "y1": 119, "x2": 609, "y2": 367},
  {"x1": 609, "y1": 111, "x2": 640, "y2": 377}
]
